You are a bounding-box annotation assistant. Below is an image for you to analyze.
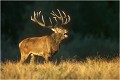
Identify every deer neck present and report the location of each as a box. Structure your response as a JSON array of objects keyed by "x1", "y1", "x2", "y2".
[{"x1": 51, "y1": 33, "x2": 64, "y2": 45}]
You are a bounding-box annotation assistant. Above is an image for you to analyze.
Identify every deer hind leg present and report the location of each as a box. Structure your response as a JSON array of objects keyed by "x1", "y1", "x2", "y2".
[
  {"x1": 44, "y1": 56, "x2": 49, "y2": 63},
  {"x1": 30, "y1": 54, "x2": 35, "y2": 64},
  {"x1": 44, "y1": 55, "x2": 51, "y2": 63},
  {"x1": 20, "y1": 51, "x2": 29, "y2": 63}
]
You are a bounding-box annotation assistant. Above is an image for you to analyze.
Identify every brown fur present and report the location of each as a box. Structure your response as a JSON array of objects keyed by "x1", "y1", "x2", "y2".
[{"x1": 19, "y1": 27, "x2": 68, "y2": 63}]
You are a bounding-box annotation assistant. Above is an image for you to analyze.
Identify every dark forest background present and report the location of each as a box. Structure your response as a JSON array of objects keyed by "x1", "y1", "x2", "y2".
[{"x1": 1, "y1": 1, "x2": 119, "y2": 62}]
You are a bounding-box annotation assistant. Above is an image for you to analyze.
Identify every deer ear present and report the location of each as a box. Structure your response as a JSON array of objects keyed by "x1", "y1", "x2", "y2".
[{"x1": 51, "y1": 28, "x2": 57, "y2": 33}]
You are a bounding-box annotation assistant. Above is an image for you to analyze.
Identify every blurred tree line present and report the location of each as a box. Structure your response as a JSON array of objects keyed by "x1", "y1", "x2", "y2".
[{"x1": 1, "y1": 1, "x2": 119, "y2": 61}]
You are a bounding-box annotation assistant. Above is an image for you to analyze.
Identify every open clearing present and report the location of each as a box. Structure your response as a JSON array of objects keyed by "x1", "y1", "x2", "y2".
[{"x1": 1, "y1": 57, "x2": 119, "y2": 79}]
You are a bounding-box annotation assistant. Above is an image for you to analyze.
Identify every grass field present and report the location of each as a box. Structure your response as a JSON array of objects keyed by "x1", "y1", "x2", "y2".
[{"x1": 1, "y1": 57, "x2": 119, "y2": 79}]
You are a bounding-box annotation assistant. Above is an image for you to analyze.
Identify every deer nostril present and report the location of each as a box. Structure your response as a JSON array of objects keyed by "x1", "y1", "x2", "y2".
[
  {"x1": 64, "y1": 33, "x2": 66, "y2": 35},
  {"x1": 64, "y1": 33, "x2": 68, "y2": 36}
]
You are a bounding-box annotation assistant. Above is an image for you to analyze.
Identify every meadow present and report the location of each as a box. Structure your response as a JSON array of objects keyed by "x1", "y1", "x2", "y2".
[{"x1": 1, "y1": 57, "x2": 119, "y2": 79}]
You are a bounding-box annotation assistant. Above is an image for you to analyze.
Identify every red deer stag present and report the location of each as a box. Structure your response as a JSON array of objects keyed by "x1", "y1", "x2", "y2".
[{"x1": 19, "y1": 9, "x2": 70, "y2": 63}]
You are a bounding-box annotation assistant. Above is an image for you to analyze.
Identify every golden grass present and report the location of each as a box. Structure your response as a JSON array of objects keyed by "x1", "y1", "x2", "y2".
[{"x1": 1, "y1": 57, "x2": 119, "y2": 79}]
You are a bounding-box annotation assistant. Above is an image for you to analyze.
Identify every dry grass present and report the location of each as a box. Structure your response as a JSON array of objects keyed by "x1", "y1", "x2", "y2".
[{"x1": 1, "y1": 57, "x2": 119, "y2": 79}]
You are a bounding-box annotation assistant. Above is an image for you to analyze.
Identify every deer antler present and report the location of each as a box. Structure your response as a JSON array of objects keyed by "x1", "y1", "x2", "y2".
[
  {"x1": 31, "y1": 11, "x2": 46, "y2": 27},
  {"x1": 50, "y1": 9, "x2": 70, "y2": 26},
  {"x1": 31, "y1": 10, "x2": 70, "y2": 28}
]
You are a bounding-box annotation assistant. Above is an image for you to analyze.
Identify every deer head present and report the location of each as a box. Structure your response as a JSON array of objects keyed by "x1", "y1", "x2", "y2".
[{"x1": 19, "y1": 9, "x2": 70, "y2": 63}]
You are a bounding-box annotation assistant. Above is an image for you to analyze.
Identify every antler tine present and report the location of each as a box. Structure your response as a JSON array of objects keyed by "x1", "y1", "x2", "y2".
[
  {"x1": 67, "y1": 15, "x2": 71, "y2": 23},
  {"x1": 31, "y1": 11, "x2": 46, "y2": 27},
  {"x1": 64, "y1": 18, "x2": 68, "y2": 25},
  {"x1": 38, "y1": 11, "x2": 41, "y2": 16},
  {"x1": 62, "y1": 11, "x2": 66, "y2": 18},
  {"x1": 34, "y1": 11, "x2": 36, "y2": 18},
  {"x1": 51, "y1": 11, "x2": 59, "y2": 18},
  {"x1": 50, "y1": 9, "x2": 64, "y2": 26},
  {"x1": 63, "y1": 15, "x2": 71, "y2": 25},
  {"x1": 49, "y1": 17, "x2": 52, "y2": 25},
  {"x1": 41, "y1": 15, "x2": 45, "y2": 25},
  {"x1": 57, "y1": 9, "x2": 62, "y2": 17},
  {"x1": 50, "y1": 9, "x2": 70, "y2": 26},
  {"x1": 62, "y1": 11, "x2": 71, "y2": 25},
  {"x1": 57, "y1": 9, "x2": 64, "y2": 23},
  {"x1": 36, "y1": 12, "x2": 38, "y2": 18}
]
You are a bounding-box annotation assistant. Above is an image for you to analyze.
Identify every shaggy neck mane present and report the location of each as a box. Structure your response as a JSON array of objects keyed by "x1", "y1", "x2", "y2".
[{"x1": 51, "y1": 33, "x2": 63, "y2": 45}]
